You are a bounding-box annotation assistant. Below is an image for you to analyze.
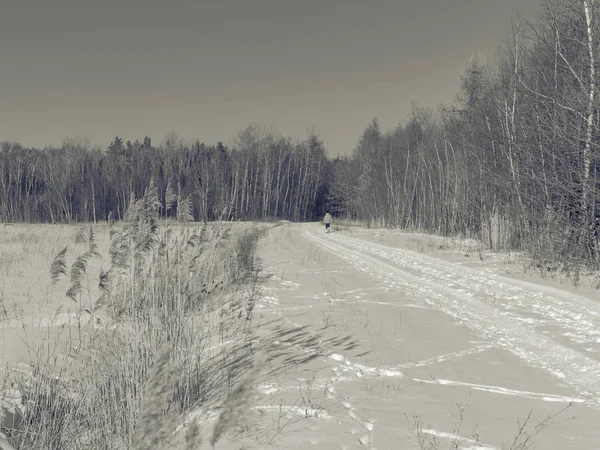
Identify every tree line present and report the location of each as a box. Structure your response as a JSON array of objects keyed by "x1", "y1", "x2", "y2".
[
  {"x1": 330, "y1": 0, "x2": 600, "y2": 268},
  {"x1": 1, "y1": 0, "x2": 600, "y2": 269},
  {"x1": 0, "y1": 126, "x2": 329, "y2": 224}
]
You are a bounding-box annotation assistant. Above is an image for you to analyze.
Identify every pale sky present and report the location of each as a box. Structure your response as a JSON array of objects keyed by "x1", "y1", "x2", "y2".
[{"x1": 0, "y1": 0, "x2": 542, "y2": 155}]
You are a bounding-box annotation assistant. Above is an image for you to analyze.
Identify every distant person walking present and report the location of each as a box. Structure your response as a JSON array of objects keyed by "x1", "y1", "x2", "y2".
[{"x1": 323, "y1": 211, "x2": 333, "y2": 233}]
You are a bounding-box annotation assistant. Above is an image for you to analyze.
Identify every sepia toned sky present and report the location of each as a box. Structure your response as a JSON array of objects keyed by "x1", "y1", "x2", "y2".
[{"x1": 1, "y1": 0, "x2": 541, "y2": 155}]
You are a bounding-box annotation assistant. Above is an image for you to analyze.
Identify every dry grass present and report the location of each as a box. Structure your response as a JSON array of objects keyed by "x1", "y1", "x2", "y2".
[
  {"x1": 0, "y1": 184, "x2": 272, "y2": 450},
  {"x1": 405, "y1": 400, "x2": 574, "y2": 450}
]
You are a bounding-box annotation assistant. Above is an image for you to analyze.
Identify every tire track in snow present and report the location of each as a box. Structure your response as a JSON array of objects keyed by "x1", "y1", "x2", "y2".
[
  {"x1": 333, "y1": 234, "x2": 600, "y2": 351},
  {"x1": 304, "y1": 228, "x2": 600, "y2": 405}
]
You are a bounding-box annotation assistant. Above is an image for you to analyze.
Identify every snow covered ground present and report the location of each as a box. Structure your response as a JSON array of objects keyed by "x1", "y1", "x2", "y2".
[
  {"x1": 225, "y1": 222, "x2": 600, "y2": 449},
  {"x1": 3, "y1": 221, "x2": 600, "y2": 449}
]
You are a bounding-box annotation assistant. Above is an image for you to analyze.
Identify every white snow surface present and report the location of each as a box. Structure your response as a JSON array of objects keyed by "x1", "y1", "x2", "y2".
[
  {"x1": 304, "y1": 228, "x2": 600, "y2": 403},
  {"x1": 217, "y1": 224, "x2": 600, "y2": 449}
]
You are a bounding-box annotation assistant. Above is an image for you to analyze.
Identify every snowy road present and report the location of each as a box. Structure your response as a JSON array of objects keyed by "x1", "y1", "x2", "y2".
[
  {"x1": 242, "y1": 223, "x2": 600, "y2": 450},
  {"x1": 304, "y1": 228, "x2": 600, "y2": 403}
]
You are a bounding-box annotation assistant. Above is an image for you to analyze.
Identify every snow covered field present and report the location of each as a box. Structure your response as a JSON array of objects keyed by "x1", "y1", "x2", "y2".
[{"x1": 2, "y1": 221, "x2": 600, "y2": 449}]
